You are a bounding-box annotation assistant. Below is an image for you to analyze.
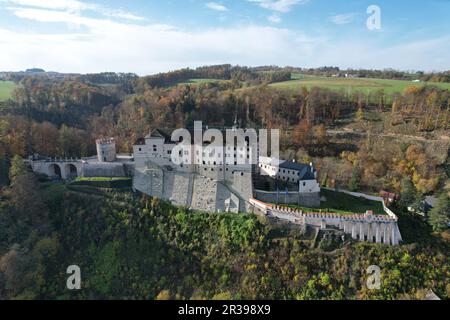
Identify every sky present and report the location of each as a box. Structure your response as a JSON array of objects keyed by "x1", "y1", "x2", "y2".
[{"x1": 0, "y1": 0, "x2": 449, "y2": 75}]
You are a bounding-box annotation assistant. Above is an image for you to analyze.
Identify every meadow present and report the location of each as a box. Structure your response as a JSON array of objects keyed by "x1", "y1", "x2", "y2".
[
  {"x1": 287, "y1": 189, "x2": 386, "y2": 215},
  {"x1": 0, "y1": 81, "x2": 16, "y2": 101},
  {"x1": 270, "y1": 73, "x2": 450, "y2": 95}
]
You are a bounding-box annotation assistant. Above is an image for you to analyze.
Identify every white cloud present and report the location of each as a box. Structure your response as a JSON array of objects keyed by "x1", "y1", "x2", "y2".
[
  {"x1": 0, "y1": 0, "x2": 93, "y2": 12},
  {"x1": 205, "y1": 2, "x2": 228, "y2": 12},
  {"x1": 330, "y1": 13, "x2": 357, "y2": 25},
  {"x1": 0, "y1": 0, "x2": 145, "y2": 20},
  {"x1": 247, "y1": 0, "x2": 309, "y2": 13},
  {"x1": 0, "y1": 2, "x2": 448, "y2": 74},
  {"x1": 268, "y1": 14, "x2": 281, "y2": 23}
]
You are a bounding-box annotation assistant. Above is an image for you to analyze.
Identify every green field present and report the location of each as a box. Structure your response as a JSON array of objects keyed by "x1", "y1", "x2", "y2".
[
  {"x1": 73, "y1": 177, "x2": 132, "y2": 189},
  {"x1": 286, "y1": 189, "x2": 386, "y2": 216},
  {"x1": 0, "y1": 81, "x2": 16, "y2": 101},
  {"x1": 180, "y1": 78, "x2": 226, "y2": 85},
  {"x1": 270, "y1": 73, "x2": 450, "y2": 95}
]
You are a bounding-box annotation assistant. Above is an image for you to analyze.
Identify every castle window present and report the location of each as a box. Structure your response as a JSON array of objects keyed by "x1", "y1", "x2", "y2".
[
  {"x1": 139, "y1": 148, "x2": 142, "y2": 152},
  {"x1": 303, "y1": 182, "x2": 306, "y2": 187}
]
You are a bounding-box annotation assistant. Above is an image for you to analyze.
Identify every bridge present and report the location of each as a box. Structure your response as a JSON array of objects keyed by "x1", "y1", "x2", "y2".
[{"x1": 28, "y1": 157, "x2": 84, "y2": 180}]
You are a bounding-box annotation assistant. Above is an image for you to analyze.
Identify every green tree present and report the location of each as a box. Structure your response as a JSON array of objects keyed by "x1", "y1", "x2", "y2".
[
  {"x1": 348, "y1": 167, "x2": 361, "y2": 192},
  {"x1": 409, "y1": 194, "x2": 426, "y2": 215},
  {"x1": 428, "y1": 194, "x2": 450, "y2": 232},
  {"x1": 399, "y1": 178, "x2": 416, "y2": 209}
]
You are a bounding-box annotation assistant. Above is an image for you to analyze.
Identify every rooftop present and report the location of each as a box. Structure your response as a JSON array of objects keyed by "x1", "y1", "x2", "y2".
[
  {"x1": 279, "y1": 161, "x2": 316, "y2": 180},
  {"x1": 145, "y1": 129, "x2": 172, "y2": 143}
]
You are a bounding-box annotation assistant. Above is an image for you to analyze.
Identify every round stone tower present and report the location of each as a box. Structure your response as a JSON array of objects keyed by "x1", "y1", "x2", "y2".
[{"x1": 96, "y1": 138, "x2": 116, "y2": 162}]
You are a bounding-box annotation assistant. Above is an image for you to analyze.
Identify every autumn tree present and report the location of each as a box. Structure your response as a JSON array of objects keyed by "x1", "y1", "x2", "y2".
[{"x1": 8, "y1": 155, "x2": 28, "y2": 186}]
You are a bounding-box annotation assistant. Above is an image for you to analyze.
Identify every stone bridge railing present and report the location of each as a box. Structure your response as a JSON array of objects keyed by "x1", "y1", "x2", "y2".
[{"x1": 28, "y1": 157, "x2": 86, "y2": 163}]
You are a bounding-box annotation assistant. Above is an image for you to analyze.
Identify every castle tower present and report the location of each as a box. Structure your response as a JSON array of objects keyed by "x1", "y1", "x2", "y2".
[{"x1": 96, "y1": 138, "x2": 117, "y2": 162}]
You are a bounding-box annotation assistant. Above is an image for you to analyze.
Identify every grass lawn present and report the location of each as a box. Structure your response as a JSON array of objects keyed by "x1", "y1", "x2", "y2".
[
  {"x1": 73, "y1": 177, "x2": 132, "y2": 189},
  {"x1": 270, "y1": 73, "x2": 450, "y2": 96},
  {"x1": 75, "y1": 177, "x2": 131, "y2": 182},
  {"x1": 178, "y1": 78, "x2": 226, "y2": 85},
  {"x1": 0, "y1": 81, "x2": 16, "y2": 101},
  {"x1": 285, "y1": 189, "x2": 386, "y2": 216}
]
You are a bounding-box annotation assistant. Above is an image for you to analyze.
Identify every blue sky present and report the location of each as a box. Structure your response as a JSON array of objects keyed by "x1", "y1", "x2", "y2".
[{"x1": 0, "y1": 0, "x2": 449, "y2": 74}]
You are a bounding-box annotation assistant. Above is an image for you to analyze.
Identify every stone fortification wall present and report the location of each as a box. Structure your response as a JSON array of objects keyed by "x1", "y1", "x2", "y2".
[
  {"x1": 82, "y1": 163, "x2": 126, "y2": 178},
  {"x1": 249, "y1": 198, "x2": 402, "y2": 245},
  {"x1": 133, "y1": 159, "x2": 253, "y2": 213},
  {"x1": 254, "y1": 190, "x2": 321, "y2": 208}
]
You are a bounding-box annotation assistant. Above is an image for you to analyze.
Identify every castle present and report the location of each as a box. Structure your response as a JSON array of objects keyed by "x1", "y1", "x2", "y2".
[
  {"x1": 132, "y1": 128, "x2": 254, "y2": 213},
  {"x1": 28, "y1": 127, "x2": 402, "y2": 245}
]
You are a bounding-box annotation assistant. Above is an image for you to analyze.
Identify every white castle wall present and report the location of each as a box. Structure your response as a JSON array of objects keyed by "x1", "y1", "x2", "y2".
[
  {"x1": 191, "y1": 176, "x2": 219, "y2": 213},
  {"x1": 254, "y1": 190, "x2": 321, "y2": 208},
  {"x1": 132, "y1": 157, "x2": 253, "y2": 213},
  {"x1": 83, "y1": 163, "x2": 126, "y2": 177}
]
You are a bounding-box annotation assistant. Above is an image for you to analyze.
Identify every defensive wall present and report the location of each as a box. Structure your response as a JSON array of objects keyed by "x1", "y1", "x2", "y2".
[{"x1": 249, "y1": 198, "x2": 402, "y2": 245}]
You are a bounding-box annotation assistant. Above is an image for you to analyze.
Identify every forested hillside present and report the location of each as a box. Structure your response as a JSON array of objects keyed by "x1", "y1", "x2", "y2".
[
  {"x1": 0, "y1": 172, "x2": 448, "y2": 299},
  {"x1": 0, "y1": 66, "x2": 449, "y2": 300}
]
